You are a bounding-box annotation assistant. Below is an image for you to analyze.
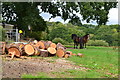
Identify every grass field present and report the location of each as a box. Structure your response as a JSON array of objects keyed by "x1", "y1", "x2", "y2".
[
  {"x1": 66, "y1": 46, "x2": 118, "y2": 78},
  {"x1": 22, "y1": 46, "x2": 118, "y2": 78}
]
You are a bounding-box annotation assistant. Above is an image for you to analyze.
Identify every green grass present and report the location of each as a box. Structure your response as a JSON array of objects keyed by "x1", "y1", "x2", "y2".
[
  {"x1": 51, "y1": 69, "x2": 103, "y2": 78},
  {"x1": 21, "y1": 72, "x2": 50, "y2": 78},
  {"x1": 66, "y1": 46, "x2": 118, "y2": 78}
]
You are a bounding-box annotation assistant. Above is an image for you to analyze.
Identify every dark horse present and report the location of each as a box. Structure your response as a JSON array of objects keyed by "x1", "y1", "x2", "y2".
[
  {"x1": 79, "y1": 34, "x2": 90, "y2": 49},
  {"x1": 71, "y1": 34, "x2": 90, "y2": 49},
  {"x1": 71, "y1": 34, "x2": 80, "y2": 49}
]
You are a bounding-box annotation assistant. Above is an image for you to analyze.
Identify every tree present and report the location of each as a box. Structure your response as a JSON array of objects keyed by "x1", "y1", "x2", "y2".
[
  {"x1": 93, "y1": 25, "x2": 118, "y2": 46},
  {"x1": 78, "y1": 2, "x2": 117, "y2": 25},
  {"x1": 2, "y1": 2, "x2": 117, "y2": 29},
  {"x1": 40, "y1": 2, "x2": 117, "y2": 25},
  {"x1": 48, "y1": 23, "x2": 85, "y2": 43},
  {"x1": 2, "y1": 2, "x2": 47, "y2": 31}
]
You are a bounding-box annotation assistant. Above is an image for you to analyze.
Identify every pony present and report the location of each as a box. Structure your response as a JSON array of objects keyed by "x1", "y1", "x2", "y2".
[
  {"x1": 79, "y1": 34, "x2": 90, "y2": 49},
  {"x1": 71, "y1": 34, "x2": 80, "y2": 49}
]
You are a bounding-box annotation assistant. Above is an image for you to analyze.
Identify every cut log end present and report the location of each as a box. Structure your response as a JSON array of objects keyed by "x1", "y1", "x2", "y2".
[
  {"x1": 47, "y1": 47, "x2": 56, "y2": 54},
  {"x1": 77, "y1": 53, "x2": 84, "y2": 57},
  {"x1": 64, "y1": 54, "x2": 69, "y2": 58},
  {"x1": 56, "y1": 48, "x2": 65, "y2": 58},
  {"x1": 8, "y1": 47, "x2": 21, "y2": 58},
  {"x1": 65, "y1": 51, "x2": 72, "y2": 56},
  {"x1": 50, "y1": 43, "x2": 56, "y2": 48},
  {"x1": 24, "y1": 44, "x2": 35, "y2": 55}
]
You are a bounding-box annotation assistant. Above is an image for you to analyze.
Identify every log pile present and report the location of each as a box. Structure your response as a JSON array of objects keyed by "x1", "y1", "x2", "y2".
[
  {"x1": 3, "y1": 40, "x2": 83, "y2": 59},
  {"x1": 0, "y1": 42, "x2": 6, "y2": 55}
]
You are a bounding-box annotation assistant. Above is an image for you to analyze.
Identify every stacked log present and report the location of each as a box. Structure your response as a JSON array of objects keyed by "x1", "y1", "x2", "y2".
[
  {"x1": 24, "y1": 44, "x2": 36, "y2": 56},
  {"x1": 0, "y1": 42, "x2": 6, "y2": 55},
  {"x1": 4, "y1": 40, "x2": 83, "y2": 59},
  {"x1": 7, "y1": 44, "x2": 24, "y2": 59}
]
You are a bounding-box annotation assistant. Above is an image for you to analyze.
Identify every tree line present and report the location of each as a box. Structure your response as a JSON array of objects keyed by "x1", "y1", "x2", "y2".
[
  {"x1": 26, "y1": 22, "x2": 118, "y2": 46},
  {"x1": 1, "y1": 2, "x2": 119, "y2": 46}
]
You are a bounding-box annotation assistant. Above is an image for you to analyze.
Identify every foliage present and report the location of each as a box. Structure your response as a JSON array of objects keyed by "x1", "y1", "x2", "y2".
[
  {"x1": 48, "y1": 23, "x2": 85, "y2": 43},
  {"x1": 40, "y1": 2, "x2": 117, "y2": 25},
  {"x1": 79, "y1": 24, "x2": 97, "y2": 34},
  {"x1": 93, "y1": 25, "x2": 118, "y2": 46},
  {"x1": 26, "y1": 31, "x2": 42, "y2": 40},
  {"x1": 2, "y1": 2, "x2": 47, "y2": 38},
  {"x1": 47, "y1": 22, "x2": 118, "y2": 46},
  {"x1": 2, "y1": 2, "x2": 118, "y2": 27},
  {"x1": 87, "y1": 40, "x2": 109, "y2": 46},
  {"x1": 79, "y1": 2, "x2": 117, "y2": 25},
  {"x1": 52, "y1": 38, "x2": 66, "y2": 44}
]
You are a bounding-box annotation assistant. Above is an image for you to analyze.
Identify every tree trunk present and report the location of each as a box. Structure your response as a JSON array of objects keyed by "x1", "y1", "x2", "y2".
[
  {"x1": 35, "y1": 41, "x2": 45, "y2": 49},
  {"x1": 34, "y1": 47, "x2": 41, "y2": 56},
  {"x1": 50, "y1": 43, "x2": 57, "y2": 48},
  {"x1": 56, "y1": 43, "x2": 66, "y2": 50},
  {"x1": 24, "y1": 44, "x2": 35, "y2": 56},
  {"x1": 72, "y1": 53, "x2": 77, "y2": 56},
  {"x1": 18, "y1": 43, "x2": 25, "y2": 49},
  {"x1": 65, "y1": 51, "x2": 72, "y2": 56},
  {"x1": 64, "y1": 54, "x2": 70, "y2": 58},
  {"x1": 47, "y1": 47, "x2": 56, "y2": 54},
  {"x1": 77, "y1": 53, "x2": 84, "y2": 57},
  {"x1": 56, "y1": 48, "x2": 65, "y2": 58},
  {"x1": 44, "y1": 41, "x2": 52, "y2": 49},
  {"x1": 8, "y1": 46, "x2": 21, "y2": 58},
  {"x1": 39, "y1": 49, "x2": 49, "y2": 57},
  {"x1": 0, "y1": 42, "x2": 6, "y2": 55}
]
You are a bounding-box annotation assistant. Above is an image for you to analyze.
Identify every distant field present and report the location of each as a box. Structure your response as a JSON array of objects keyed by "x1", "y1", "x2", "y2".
[{"x1": 22, "y1": 46, "x2": 118, "y2": 78}]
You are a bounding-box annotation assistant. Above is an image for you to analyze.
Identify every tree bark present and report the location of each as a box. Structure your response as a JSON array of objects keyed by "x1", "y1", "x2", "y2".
[{"x1": 39, "y1": 49, "x2": 49, "y2": 57}]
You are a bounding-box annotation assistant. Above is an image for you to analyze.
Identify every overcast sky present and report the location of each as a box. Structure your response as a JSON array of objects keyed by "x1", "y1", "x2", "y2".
[{"x1": 40, "y1": 7, "x2": 118, "y2": 25}]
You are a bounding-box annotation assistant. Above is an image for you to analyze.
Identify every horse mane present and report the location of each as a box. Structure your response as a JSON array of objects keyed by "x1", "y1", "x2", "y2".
[
  {"x1": 71, "y1": 34, "x2": 77, "y2": 39},
  {"x1": 83, "y1": 34, "x2": 89, "y2": 37}
]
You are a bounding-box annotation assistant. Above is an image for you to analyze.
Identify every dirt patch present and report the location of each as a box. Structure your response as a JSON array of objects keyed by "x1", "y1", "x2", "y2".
[{"x1": 2, "y1": 56, "x2": 89, "y2": 78}]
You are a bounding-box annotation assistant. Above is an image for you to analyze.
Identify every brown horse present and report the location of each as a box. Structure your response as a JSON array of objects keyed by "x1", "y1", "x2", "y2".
[
  {"x1": 79, "y1": 34, "x2": 90, "y2": 49},
  {"x1": 71, "y1": 34, "x2": 80, "y2": 49}
]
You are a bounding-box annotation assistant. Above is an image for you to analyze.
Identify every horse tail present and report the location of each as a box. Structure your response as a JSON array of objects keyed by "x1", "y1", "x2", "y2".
[{"x1": 71, "y1": 34, "x2": 77, "y2": 39}]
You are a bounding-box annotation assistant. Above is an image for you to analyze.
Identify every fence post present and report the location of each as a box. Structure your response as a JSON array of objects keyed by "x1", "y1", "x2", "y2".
[{"x1": 16, "y1": 29, "x2": 18, "y2": 42}]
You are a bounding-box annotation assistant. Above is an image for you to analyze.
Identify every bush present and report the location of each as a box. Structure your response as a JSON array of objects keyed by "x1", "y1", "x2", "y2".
[
  {"x1": 49, "y1": 26, "x2": 85, "y2": 43},
  {"x1": 52, "y1": 38, "x2": 67, "y2": 44},
  {"x1": 26, "y1": 31, "x2": 42, "y2": 40},
  {"x1": 87, "y1": 40, "x2": 109, "y2": 46}
]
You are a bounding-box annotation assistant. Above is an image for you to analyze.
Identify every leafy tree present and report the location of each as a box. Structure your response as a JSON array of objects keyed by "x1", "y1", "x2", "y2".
[
  {"x1": 2, "y1": 2, "x2": 118, "y2": 28},
  {"x1": 48, "y1": 24, "x2": 85, "y2": 43},
  {"x1": 93, "y1": 25, "x2": 118, "y2": 46},
  {"x1": 2, "y1": 2, "x2": 47, "y2": 39},
  {"x1": 40, "y1": 2, "x2": 117, "y2": 25}
]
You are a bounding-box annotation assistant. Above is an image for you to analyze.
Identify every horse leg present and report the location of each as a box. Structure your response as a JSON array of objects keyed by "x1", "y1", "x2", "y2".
[
  {"x1": 85, "y1": 43, "x2": 86, "y2": 48},
  {"x1": 74, "y1": 42, "x2": 75, "y2": 49},
  {"x1": 82, "y1": 43, "x2": 84, "y2": 49},
  {"x1": 80, "y1": 43, "x2": 82, "y2": 49},
  {"x1": 76, "y1": 43, "x2": 78, "y2": 49}
]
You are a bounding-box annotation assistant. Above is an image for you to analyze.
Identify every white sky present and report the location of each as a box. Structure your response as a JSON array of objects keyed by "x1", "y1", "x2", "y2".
[{"x1": 40, "y1": 8, "x2": 118, "y2": 25}]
